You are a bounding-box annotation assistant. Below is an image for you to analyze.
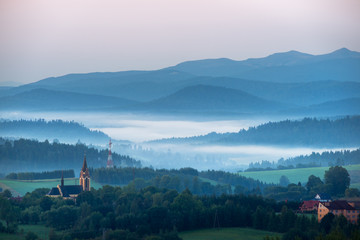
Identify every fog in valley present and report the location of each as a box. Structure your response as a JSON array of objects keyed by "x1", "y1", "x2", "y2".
[{"x1": 1, "y1": 110, "x2": 354, "y2": 171}]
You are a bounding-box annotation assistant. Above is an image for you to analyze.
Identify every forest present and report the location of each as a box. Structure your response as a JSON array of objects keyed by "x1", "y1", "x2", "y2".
[
  {"x1": 90, "y1": 166, "x2": 358, "y2": 201},
  {"x1": 89, "y1": 167, "x2": 270, "y2": 196},
  {"x1": 6, "y1": 170, "x2": 75, "y2": 180},
  {"x1": 0, "y1": 138, "x2": 141, "y2": 174},
  {"x1": 247, "y1": 148, "x2": 360, "y2": 170},
  {"x1": 153, "y1": 116, "x2": 360, "y2": 147},
  {"x1": 0, "y1": 119, "x2": 110, "y2": 144}
]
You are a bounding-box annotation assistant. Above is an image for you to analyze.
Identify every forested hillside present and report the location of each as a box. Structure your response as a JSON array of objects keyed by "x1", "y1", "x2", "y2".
[
  {"x1": 90, "y1": 167, "x2": 270, "y2": 196},
  {"x1": 154, "y1": 116, "x2": 360, "y2": 147},
  {"x1": 248, "y1": 148, "x2": 360, "y2": 170},
  {"x1": 0, "y1": 119, "x2": 110, "y2": 144},
  {"x1": 0, "y1": 138, "x2": 141, "y2": 174}
]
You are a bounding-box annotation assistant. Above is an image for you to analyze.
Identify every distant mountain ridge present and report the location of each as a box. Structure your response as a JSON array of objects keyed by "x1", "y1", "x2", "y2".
[
  {"x1": 169, "y1": 48, "x2": 360, "y2": 82},
  {"x1": 0, "y1": 48, "x2": 359, "y2": 116}
]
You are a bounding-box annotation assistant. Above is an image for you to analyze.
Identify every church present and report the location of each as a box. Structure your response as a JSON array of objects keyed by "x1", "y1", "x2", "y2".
[{"x1": 47, "y1": 155, "x2": 90, "y2": 199}]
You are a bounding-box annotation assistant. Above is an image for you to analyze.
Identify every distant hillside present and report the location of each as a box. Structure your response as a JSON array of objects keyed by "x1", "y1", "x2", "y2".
[
  {"x1": 152, "y1": 116, "x2": 360, "y2": 147},
  {"x1": 0, "y1": 69, "x2": 195, "y2": 101},
  {"x1": 0, "y1": 138, "x2": 141, "y2": 174},
  {"x1": 143, "y1": 85, "x2": 291, "y2": 113},
  {"x1": 0, "y1": 119, "x2": 110, "y2": 144},
  {"x1": 187, "y1": 77, "x2": 360, "y2": 106},
  {"x1": 170, "y1": 48, "x2": 360, "y2": 82},
  {"x1": 0, "y1": 88, "x2": 138, "y2": 111}
]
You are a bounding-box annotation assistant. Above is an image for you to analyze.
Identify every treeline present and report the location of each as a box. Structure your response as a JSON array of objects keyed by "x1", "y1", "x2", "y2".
[
  {"x1": 1, "y1": 185, "x2": 359, "y2": 240},
  {"x1": 0, "y1": 119, "x2": 109, "y2": 144},
  {"x1": 0, "y1": 138, "x2": 141, "y2": 173},
  {"x1": 248, "y1": 148, "x2": 360, "y2": 171},
  {"x1": 221, "y1": 116, "x2": 360, "y2": 147},
  {"x1": 6, "y1": 170, "x2": 74, "y2": 180},
  {"x1": 154, "y1": 116, "x2": 360, "y2": 147},
  {"x1": 90, "y1": 166, "x2": 359, "y2": 201},
  {"x1": 90, "y1": 167, "x2": 270, "y2": 196}
]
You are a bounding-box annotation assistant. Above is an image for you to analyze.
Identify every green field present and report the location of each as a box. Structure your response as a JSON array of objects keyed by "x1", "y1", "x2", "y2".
[
  {"x1": 179, "y1": 228, "x2": 281, "y2": 240},
  {"x1": 0, "y1": 178, "x2": 103, "y2": 196},
  {"x1": 238, "y1": 164, "x2": 360, "y2": 187}
]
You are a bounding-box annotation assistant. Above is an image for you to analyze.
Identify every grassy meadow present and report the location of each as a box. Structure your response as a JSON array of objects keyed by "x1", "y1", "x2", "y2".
[
  {"x1": 0, "y1": 178, "x2": 103, "y2": 196},
  {"x1": 238, "y1": 164, "x2": 360, "y2": 187},
  {"x1": 179, "y1": 227, "x2": 282, "y2": 240}
]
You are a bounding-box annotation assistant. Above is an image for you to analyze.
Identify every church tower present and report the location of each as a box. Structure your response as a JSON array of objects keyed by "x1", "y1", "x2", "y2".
[
  {"x1": 79, "y1": 155, "x2": 90, "y2": 191},
  {"x1": 107, "y1": 139, "x2": 114, "y2": 168}
]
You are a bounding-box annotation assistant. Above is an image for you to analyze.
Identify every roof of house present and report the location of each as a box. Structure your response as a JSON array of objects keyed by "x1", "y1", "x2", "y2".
[
  {"x1": 301, "y1": 200, "x2": 319, "y2": 208},
  {"x1": 47, "y1": 187, "x2": 60, "y2": 196},
  {"x1": 59, "y1": 185, "x2": 83, "y2": 196},
  {"x1": 322, "y1": 200, "x2": 356, "y2": 210},
  {"x1": 47, "y1": 185, "x2": 82, "y2": 197}
]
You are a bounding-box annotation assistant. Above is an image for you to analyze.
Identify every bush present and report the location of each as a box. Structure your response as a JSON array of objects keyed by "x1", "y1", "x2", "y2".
[{"x1": 25, "y1": 231, "x2": 38, "y2": 240}]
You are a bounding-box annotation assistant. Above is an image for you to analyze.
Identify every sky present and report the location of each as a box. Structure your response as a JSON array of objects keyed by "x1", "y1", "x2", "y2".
[{"x1": 1, "y1": 0, "x2": 360, "y2": 85}]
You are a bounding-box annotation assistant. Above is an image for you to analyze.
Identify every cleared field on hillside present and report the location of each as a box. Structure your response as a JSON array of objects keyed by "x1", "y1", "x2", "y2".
[
  {"x1": 238, "y1": 165, "x2": 360, "y2": 187},
  {"x1": 0, "y1": 178, "x2": 103, "y2": 196},
  {"x1": 179, "y1": 227, "x2": 281, "y2": 240}
]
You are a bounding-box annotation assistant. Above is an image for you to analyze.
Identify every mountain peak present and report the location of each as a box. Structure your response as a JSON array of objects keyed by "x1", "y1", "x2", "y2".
[{"x1": 327, "y1": 47, "x2": 360, "y2": 58}]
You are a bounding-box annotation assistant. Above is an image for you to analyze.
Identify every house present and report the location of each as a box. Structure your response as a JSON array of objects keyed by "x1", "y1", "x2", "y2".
[
  {"x1": 318, "y1": 200, "x2": 360, "y2": 224},
  {"x1": 47, "y1": 155, "x2": 90, "y2": 199},
  {"x1": 300, "y1": 200, "x2": 319, "y2": 212}
]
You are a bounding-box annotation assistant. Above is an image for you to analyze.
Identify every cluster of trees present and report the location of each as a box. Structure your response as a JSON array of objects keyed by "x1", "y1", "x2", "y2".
[
  {"x1": 6, "y1": 170, "x2": 75, "y2": 180},
  {"x1": 0, "y1": 138, "x2": 141, "y2": 173},
  {"x1": 0, "y1": 119, "x2": 110, "y2": 144},
  {"x1": 264, "y1": 166, "x2": 360, "y2": 202},
  {"x1": 90, "y1": 166, "x2": 358, "y2": 201},
  {"x1": 90, "y1": 167, "x2": 271, "y2": 196},
  {"x1": 1, "y1": 183, "x2": 359, "y2": 240}
]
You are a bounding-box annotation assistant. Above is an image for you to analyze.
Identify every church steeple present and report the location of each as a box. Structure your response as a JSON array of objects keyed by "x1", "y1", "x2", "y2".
[
  {"x1": 82, "y1": 154, "x2": 88, "y2": 172},
  {"x1": 79, "y1": 154, "x2": 90, "y2": 191},
  {"x1": 61, "y1": 170, "x2": 64, "y2": 187}
]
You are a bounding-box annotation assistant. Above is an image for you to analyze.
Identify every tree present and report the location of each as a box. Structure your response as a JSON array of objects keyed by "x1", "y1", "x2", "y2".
[
  {"x1": 345, "y1": 188, "x2": 360, "y2": 198},
  {"x1": 1, "y1": 189, "x2": 12, "y2": 198},
  {"x1": 40, "y1": 196, "x2": 53, "y2": 211},
  {"x1": 25, "y1": 231, "x2": 38, "y2": 240},
  {"x1": 306, "y1": 175, "x2": 323, "y2": 192},
  {"x1": 279, "y1": 175, "x2": 290, "y2": 187},
  {"x1": 0, "y1": 196, "x2": 18, "y2": 232},
  {"x1": 324, "y1": 166, "x2": 350, "y2": 196}
]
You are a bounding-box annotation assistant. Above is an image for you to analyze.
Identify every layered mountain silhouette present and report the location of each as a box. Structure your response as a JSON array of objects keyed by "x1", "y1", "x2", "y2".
[
  {"x1": 169, "y1": 48, "x2": 360, "y2": 82},
  {"x1": 0, "y1": 48, "x2": 359, "y2": 115}
]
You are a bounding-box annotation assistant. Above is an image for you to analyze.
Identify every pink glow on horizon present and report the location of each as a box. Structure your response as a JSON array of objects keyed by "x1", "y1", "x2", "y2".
[{"x1": 0, "y1": 0, "x2": 360, "y2": 84}]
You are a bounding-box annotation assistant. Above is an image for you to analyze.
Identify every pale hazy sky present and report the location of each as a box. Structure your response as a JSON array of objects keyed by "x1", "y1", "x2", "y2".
[{"x1": 1, "y1": 0, "x2": 360, "y2": 85}]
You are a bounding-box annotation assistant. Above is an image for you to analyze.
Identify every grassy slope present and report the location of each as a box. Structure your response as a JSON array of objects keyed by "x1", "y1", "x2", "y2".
[
  {"x1": 179, "y1": 228, "x2": 282, "y2": 240},
  {"x1": 238, "y1": 164, "x2": 360, "y2": 187},
  {"x1": 0, "y1": 178, "x2": 103, "y2": 196}
]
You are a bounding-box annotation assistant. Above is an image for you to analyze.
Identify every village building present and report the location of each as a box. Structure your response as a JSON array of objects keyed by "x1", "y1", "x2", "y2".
[
  {"x1": 47, "y1": 155, "x2": 90, "y2": 199},
  {"x1": 300, "y1": 200, "x2": 319, "y2": 212},
  {"x1": 300, "y1": 193, "x2": 331, "y2": 213},
  {"x1": 318, "y1": 200, "x2": 360, "y2": 224}
]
